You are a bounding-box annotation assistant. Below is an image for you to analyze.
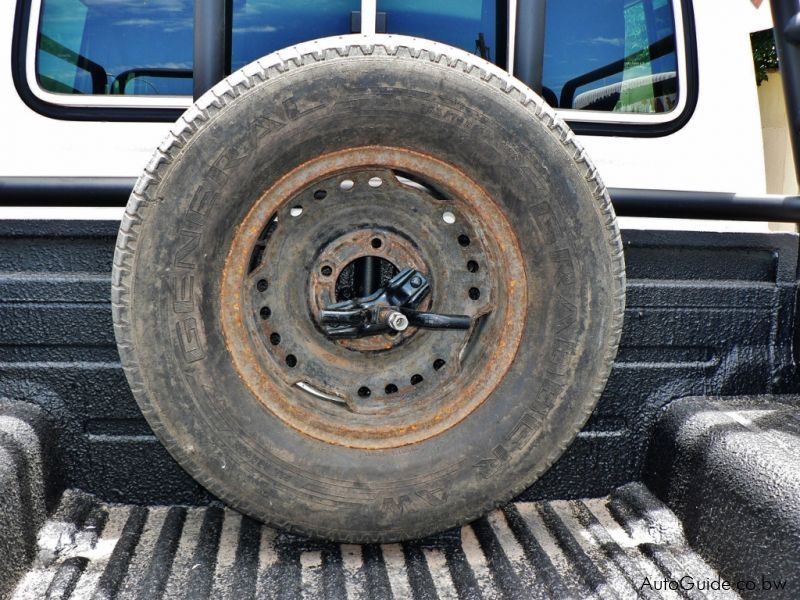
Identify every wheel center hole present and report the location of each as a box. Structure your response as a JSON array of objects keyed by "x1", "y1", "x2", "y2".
[{"x1": 335, "y1": 255, "x2": 398, "y2": 301}]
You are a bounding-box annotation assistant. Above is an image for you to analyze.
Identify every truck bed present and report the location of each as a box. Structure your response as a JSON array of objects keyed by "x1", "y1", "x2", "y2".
[{"x1": 1, "y1": 222, "x2": 799, "y2": 598}]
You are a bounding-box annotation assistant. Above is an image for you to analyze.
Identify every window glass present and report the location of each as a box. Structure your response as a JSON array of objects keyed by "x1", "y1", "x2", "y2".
[
  {"x1": 541, "y1": 0, "x2": 678, "y2": 113},
  {"x1": 231, "y1": 0, "x2": 359, "y2": 71},
  {"x1": 380, "y1": 1, "x2": 497, "y2": 63},
  {"x1": 35, "y1": 0, "x2": 361, "y2": 96},
  {"x1": 35, "y1": 0, "x2": 497, "y2": 98},
  {"x1": 37, "y1": 0, "x2": 194, "y2": 96}
]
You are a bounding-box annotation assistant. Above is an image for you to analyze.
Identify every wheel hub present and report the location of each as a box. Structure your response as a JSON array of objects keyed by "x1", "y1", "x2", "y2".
[
  {"x1": 309, "y1": 228, "x2": 429, "y2": 351},
  {"x1": 220, "y1": 146, "x2": 527, "y2": 448}
]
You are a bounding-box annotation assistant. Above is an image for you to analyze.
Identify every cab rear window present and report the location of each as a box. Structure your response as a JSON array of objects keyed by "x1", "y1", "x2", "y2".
[
  {"x1": 542, "y1": 0, "x2": 679, "y2": 114},
  {"x1": 32, "y1": 0, "x2": 681, "y2": 116},
  {"x1": 34, "y1": 0, "x2": 496, "y2": 97}
]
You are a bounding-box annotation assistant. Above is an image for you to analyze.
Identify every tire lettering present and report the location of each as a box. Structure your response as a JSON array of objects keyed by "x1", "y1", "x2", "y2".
[
  {"x1": 186, "y1": 188, "x2": 217, "y2": 225},
  {"x1": 174, "y1": 229, "x2": 200, "y2": 269},
  {"x1": 282, "y1": 95, "x2": 324, "y2": 120},
  {"x1": 415, "y1": 488, "x2": 448, "y2": 506},
  {"x1": 552, "y1": 248, "x2": 576, "y2": 286},
  {"x1": 474, "y1": 444, "x2": 509, "y2": 479},
  {"x1": 383, "y1": 495, "x2": 412, "y2": 515},
  {"x1": 207, "y1": 146, "x2": 252, "y2": 186},
  {"x1": 176, "y1": 316, "x2": 206, "y2": 363},
  {"x1": 171, "y1": 274, "x2": 196, "y2": 313},
  {"x1": 531, "y1": 201, "x2": 564, "y2": 244},
  {"x1": 250, "y1": 114, "x2": 285, "y2": 133}
]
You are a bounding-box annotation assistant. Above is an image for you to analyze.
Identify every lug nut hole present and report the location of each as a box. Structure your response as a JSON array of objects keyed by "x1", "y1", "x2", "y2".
[
  {"x1": 313, "y1": 190, "x2": 327, "y2": 200},
  {"x1": 290, "y1": 206, "x2": 303, "y2": 217},
  {"x1": 385, "y1": 384, "x2": 398, "y2": 395},
  {"x1": 467, "y1": 260, "x2": 479, "y2": 272},
  {"x1": 270, "y1": 333, "x2": 281, "y2": 345},
  {"x1": 368, "y1": 177, "x2": 383, "y2": 188},
  {"x1": 257, "y1": 279, "x2": 268, "y2": 292},
  {"x1": 458, "y1": 234, "x2": 471, "y2": 247},
  {"x1": 358, "y1": 386, "x2": 371, "y2": 398},
  {"x1": 340, "y1": 179, "x2": 355, "y2": 191},
  {"x1": 321, "y1": 265, "x2": 333, "y2": 277},
  {"x1": 469, "y1": 287, "x2": 481, "y2": 300},
  {"x1": 442, "y1": 211, "x2": 456, "y2": 224},
  {"x1": 260, "y1": 306, "x2": 271, "y2": 320},
  {"x1": 433, "y1": 359, "x2": 446, "y2": 371},
  {"x1": 371, "y1": 238, "x2": 382, "y2": 249},
  {"x1": 285, "y1": 354, "x2": 297, "y2": 367},
  {"x1": 411, "y1": 374, "x2": 424, "y2": 385}
]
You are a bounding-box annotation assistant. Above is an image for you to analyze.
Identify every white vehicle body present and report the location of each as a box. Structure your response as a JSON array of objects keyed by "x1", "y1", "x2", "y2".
[{"x1": 0, "y1": 0, "x2": 779, "y2": 230}]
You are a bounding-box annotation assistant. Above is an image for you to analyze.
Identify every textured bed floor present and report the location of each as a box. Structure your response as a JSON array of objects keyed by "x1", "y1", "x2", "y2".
[{"x1": 10, "y1": 483, "x2": 737, "y2": 600}]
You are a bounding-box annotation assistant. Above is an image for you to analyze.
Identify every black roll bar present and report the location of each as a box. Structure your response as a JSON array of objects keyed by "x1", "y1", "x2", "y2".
[
  {"x1": 770, "y1": 0, "x2": 800, "y2": 185},
  {"x1": 39, "y1": 34, "x2": 107, "y2": 94},
  {"x1": 4, "y1": 178, "x2": 800, "y2": 223},
  {"x1": 111, "y1": 69, "x2": 193, "y2": 95},
  {"x1": 193, "y1": 0, "x2": 231, "y2": 100},
  {"x1": 514, "y1": 0, "x2": 547, "y2": 94}
]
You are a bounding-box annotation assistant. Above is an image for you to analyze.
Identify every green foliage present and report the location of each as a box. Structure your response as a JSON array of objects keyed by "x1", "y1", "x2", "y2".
[{"x1": 752, "y1": 28, "x2": 778, "y2": 85}]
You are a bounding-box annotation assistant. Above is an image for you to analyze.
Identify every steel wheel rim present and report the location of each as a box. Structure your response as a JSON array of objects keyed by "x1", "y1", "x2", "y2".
[{"x1": 221, "y1": 146, "x2": 528, "y2": 449}]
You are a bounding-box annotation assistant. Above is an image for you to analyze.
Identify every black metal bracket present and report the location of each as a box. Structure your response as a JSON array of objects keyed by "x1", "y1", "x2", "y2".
[{"x1": 319, "y1": 268, "x2": 472, "y2": 338}]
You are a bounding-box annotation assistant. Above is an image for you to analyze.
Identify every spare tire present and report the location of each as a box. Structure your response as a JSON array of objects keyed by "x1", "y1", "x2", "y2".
[{"x1": 112, "y1": 35, "x2": 625, "y2": 542}]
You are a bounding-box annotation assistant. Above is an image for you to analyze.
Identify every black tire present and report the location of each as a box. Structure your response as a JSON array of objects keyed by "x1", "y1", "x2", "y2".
[{"x1": 113, "y1": 35, "x2": 625, "y2": 542}]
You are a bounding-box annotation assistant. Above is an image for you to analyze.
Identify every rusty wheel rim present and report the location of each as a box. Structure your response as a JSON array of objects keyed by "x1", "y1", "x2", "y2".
[{"x1": 221, "y1": 146, "x2": 527, "y2": 449}]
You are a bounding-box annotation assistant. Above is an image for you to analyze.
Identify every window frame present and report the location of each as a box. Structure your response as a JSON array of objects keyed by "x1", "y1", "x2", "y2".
[{"x1": 13, "y1": 0, "x2": 697, "y2": 134}]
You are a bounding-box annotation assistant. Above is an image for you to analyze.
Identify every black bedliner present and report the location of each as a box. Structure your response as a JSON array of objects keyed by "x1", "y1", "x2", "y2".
[{"x1": 0, "y1": 223, "x2": 799, "y2": 598}]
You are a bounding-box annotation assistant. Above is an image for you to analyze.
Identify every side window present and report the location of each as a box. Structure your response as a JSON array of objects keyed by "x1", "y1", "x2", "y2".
[
  {"x1": 33, "y1": 0, "x2": 497, "y2": 99},
  {"x1": 542, "y1": 0, "x2": 679, "y2": 113},
  {"x1": 36, "y1": 0, "x2": 194, "y2": 96}
]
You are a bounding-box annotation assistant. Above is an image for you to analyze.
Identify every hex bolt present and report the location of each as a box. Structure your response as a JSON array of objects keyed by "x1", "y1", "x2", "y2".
[
  {"x1": 387, "y1": 311, "x2": 409, "y2": 332},
  {"x1": 410, "y1": 276, "x2": 423, "y2": 288}
]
